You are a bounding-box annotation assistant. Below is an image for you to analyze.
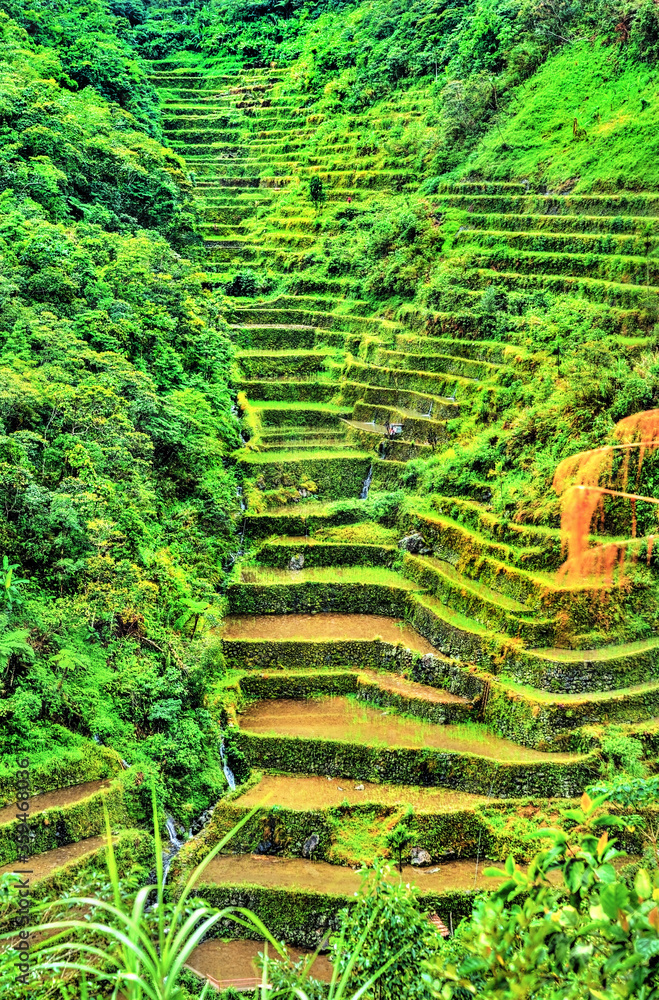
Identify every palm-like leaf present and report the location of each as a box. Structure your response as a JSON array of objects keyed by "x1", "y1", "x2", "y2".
[{"x1": 0, "y1": 629, "x2": 34, "y2": 668}]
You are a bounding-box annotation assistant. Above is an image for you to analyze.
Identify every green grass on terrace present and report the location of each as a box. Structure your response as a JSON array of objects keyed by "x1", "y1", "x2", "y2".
[
  {"x1": 410, "y1": 556, "x2": 532, "y2": 612},
  {"x1": 233, "y1": 565, "x2": 423, "y2": 588},
  {"x1": 527, "y1": 637, "x2": 659, "y2": 662},
  {"x1": 248, "y1": 401, "x2": 351, "y2": 412},
  {"x1": 239, "y1": 449, "x2": 371, "y2": 463},
  {"x1": 413, "y1": 593, "x2": 503, "y2": 638},
  {"x1": 497, "y1": 676, "x2": 659, "y2": 704}
]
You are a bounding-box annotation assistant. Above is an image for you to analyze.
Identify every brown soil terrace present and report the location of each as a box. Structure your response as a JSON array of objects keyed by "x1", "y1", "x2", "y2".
[
  {"x1": 222, "y1": 613, "x2": 440, "y2": 654},
  {"x1": 233, "y1": 773, "x2": 489, "y2": 811},
  {"x1": 0, "y1": 780, "x2": 111, "y2": 827},
  {"x1": 187, "y1": 938, "x2": 333, "y2": 987},
  {"x1": 251, "y1": 668, "x2": 467, "y2": 704},
  {"x1": 358, "y1": 669, "x2": 466, "y2": 703},
  {"x1": 0, "y1": 835, "x2": 108, "y2": 882},
  {"x1": 201, "y1": 853, "x2": 503, "y2": 894}
]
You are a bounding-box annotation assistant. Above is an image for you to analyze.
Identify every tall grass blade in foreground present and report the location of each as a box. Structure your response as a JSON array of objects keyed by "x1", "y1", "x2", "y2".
[
  {"x1": 1, "y1": 791, "x2": 398, "y2": 999},
  {"x1": 2, "y1": 792, "x2": 285, "y2": 999}
]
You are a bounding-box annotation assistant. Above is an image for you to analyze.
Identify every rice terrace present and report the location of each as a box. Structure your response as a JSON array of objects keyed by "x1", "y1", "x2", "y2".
[{"x1": 2, "y1": 0, "x2": 659, "y2": 997}]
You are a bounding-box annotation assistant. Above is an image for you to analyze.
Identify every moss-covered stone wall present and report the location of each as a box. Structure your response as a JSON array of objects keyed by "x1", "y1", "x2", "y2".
[
  {"x1": 234, "y1": 731, "x2": 595, "y2": 797},
  {"x1": 0, "y1": 744, "x2": 124, "y2": 808}
]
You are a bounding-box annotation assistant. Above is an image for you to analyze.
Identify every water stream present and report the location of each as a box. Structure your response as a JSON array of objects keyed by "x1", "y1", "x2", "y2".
[
  {"x1": 359, "y1": 464, "x2": 373, "y2": 499},
  {"x1": 219, "y1": 737, "x2": 237, "y2": 791},
  {"x1": 162, "y1": 814, "x2": 185, "y2": 883}
]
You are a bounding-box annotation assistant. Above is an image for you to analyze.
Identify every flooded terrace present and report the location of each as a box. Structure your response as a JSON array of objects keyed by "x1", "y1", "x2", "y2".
[{"x1": 239, "y1": 696, "x2": 582, "y2": 761}]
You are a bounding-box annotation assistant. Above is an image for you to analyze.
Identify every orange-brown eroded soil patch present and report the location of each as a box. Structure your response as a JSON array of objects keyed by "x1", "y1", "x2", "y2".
[
  {"x1": 222, "y1": 613, "x2": 440, "y2": 654},
  {"x1": 239, "y1": 697, "x2": 580, "y2": 761}
]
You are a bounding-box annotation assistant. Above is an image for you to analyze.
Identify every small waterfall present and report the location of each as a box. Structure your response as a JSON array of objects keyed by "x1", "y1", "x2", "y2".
[
  {"x1": 220, "y1": 737, "x2": 236, "y2": 791},
  {"x1": 162, "y1": 814, "x2": 185, "y2": 884},
  {"x1": 165, "y1": 815, "x2": 184, "y2": 848},
  {"x1": 360, "y1": 464, "x2": 373, "y2": 500}
]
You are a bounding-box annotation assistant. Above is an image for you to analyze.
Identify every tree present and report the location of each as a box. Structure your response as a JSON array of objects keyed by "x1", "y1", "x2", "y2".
[
  {"x1": 174, "y1": 598, "x2": 211, "y2": 638},
  {"x1": 0, "y1": 620, "x2": 35, "y2": 693},
  {"x1": 0, "y1": 626, "x2": 34, "y2": 672},
  {"x1": 49, "y1": 648, "x2": 92, "y2": 690},
  {"x1": 386, "y1": 808, "x2": 414, "y2": 873},
  {"x1": 331, "y1": 863, "x2": 442, "y2": 1000},
  {"x1": 0, "y1": 556, "x2": 27, "y2": 611},
  {"x1": 309, "y1": 174, "x2": 325, "y2": 210},
  {"x1": 424, "y1": 792, "x2": 659, "y2": 1000}
]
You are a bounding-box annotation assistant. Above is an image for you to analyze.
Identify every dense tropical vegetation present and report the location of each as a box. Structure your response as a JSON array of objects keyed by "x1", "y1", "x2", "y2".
[
  {"x1": 4, "y1": 0, "x2": 659, "y2": 815},
  {"x1": 3, "y1": 0, "x2": 659, "y2": 996},
  {"x1": 0, "y1": 0, "x2": 244, "y2": 815}
]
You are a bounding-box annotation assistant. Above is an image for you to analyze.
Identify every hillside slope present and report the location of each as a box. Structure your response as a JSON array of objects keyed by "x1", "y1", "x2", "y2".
[{"x1": 2, "y1": 0, "x2": 659, "y2": 880}]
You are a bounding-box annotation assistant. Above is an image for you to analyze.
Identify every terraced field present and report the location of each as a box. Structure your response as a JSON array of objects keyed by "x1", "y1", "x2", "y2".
[
  {"x1": 117, "y1": 55, "x2": 654, "y2": 954},
  {"x1": 152, "y1": 54, "x2": 659, "y2": 720},
  {"x1": 148, "y1": 52, "x2": 659, "y2": 841},
  {"x1": 14, "y1": 49, "x2": 658, "y2": 979}
]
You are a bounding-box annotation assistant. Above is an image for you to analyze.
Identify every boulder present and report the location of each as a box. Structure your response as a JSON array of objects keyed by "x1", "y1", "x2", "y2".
[
  {"x1": 302, "y1": 833, "x2": 319, "y2": 858},
  {"x1": 189, "y1": 808, "x2": 214, "y2": 836},
  {"x1": 398, "y1": 533, "x2": 427, "y2": 554},
  {"x1": 289, "y1": 553, "x2": 305, "y2": 570},
  {"x1": 410, "y1": 846, "x2": 432, "y2": 867}
]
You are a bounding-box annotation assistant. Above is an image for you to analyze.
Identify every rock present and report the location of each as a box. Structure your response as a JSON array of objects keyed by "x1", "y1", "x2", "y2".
[
  {"x1": 302, "y1": 833, "x2": 319, "y2": 858},
  {"x1": 289, "y1": 553, "x2": 304, "y2": 570},
  {"x1": 410, "y1": 846, "x2": 432, "y2": 867},
  {"x1": 398, "y1": 533, "x2": 427, "y2": 554},
  {"x1": 256, "y1": 839, "x2": 273, "y2": 855},
  {"x1": 189, "y1": 808, "x2": 214, "y2": 836},
  {"x1": 354, "y1": 784, "x2": 364, "y2": 791}
]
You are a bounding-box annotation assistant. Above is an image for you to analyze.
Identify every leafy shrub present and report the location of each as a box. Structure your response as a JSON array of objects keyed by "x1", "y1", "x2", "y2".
[{"x1": 225, "y1": 268, "x2": 277, "y2": 297}]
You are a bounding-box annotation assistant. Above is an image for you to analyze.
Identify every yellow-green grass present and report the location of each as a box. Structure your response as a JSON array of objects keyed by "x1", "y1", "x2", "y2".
[{"x1": 233, "y1": 565, "x2": 422, "y2": 588}]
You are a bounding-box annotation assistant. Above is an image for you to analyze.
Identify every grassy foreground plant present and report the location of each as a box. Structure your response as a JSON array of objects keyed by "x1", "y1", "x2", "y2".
[
  {"x1": 1, "y1": 794, "x2": 400, "y2": 1000},
  {"x1": 3, "y1": 797, "x2": 280, "y2": 999},
  {"x1": 328, "y1": 862, "x2": 441, "y2": 1000}
]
